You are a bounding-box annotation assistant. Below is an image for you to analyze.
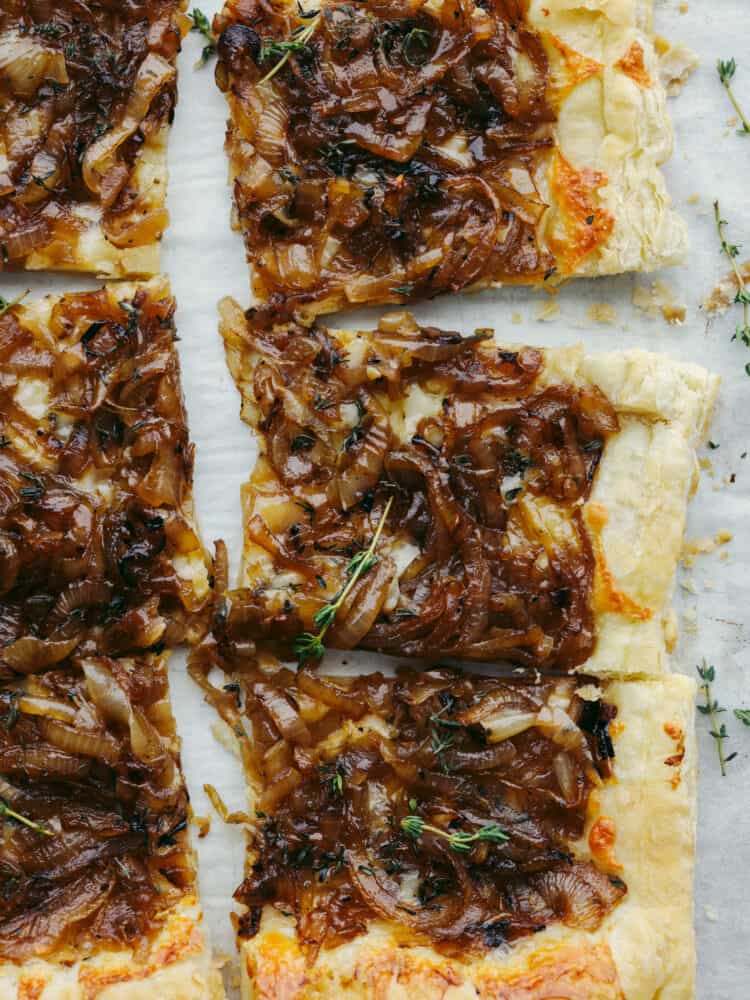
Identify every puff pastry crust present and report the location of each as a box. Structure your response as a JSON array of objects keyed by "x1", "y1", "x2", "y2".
[
  {"x1": 214, "y1": 0, "x2": 686, "y2": 318},
  {"x1": 237, "y1": 673, "x2": 697, "y2": 1000},
  {"x1": 0, "y1": 276, "x2": 212, "y2": 662},
  {"x1": 220, "y1": 305, "x2": 719, "y2": 676},
  {"x1": 0, "y1": 2, "x2": 189, "y2": 278}
]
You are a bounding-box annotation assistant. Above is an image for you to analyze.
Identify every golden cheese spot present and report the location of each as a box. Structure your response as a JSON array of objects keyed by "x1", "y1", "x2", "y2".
[
  {"x1": 609, "y1": 720, "x2": 626, "y2": 739},
  {"x1": 250, "y1": 930, "x2": 307, "y2": 1000},
  {"x1": 615, "y1": 41, "x2": 653, "y2": 88},
  {"x1": 546, "y1": 34, "x2": 604, "y2": 103},
  {"x1": 18, "y1": 977, "x2": 47, "y2": 1000},
  {"x1": 548, "y1": 153, "x2": 615, "y2": 274},
  {"x1": 585, "y1": 503, "x2": 652, "y2": 622},
  {"x1": 588, "y1": 816, "x2": 622, "y2": 872},
  {"x1": 664, "y1": 721, "x2": 686, "y2": 788}
]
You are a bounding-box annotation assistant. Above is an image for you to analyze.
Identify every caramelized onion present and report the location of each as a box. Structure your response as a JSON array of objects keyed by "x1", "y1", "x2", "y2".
[
  {"x1": 0, "y1": 31, "x2": 69, "y2": 99},
  {"x1": 39, "y1": 719, "x2": 120, "y2": 765},
  {"x1": 82, "y1": 53, "x2": 176, "y2": 206},
  {"x1": 1, "y1": 637, "x2": 79, "y2": 674}
]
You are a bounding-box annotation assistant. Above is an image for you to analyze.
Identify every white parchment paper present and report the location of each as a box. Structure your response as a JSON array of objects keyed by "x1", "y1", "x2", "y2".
[{"x1": 1, "y1": 1, "x2": 748, "y2": 994}]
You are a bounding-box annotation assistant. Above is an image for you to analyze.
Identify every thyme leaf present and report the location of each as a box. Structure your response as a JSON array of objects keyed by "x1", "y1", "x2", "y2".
[
  {"x1": 259, "y1": 13, "x2": 321, "y2": 85},
  {"x1": 734, "y1": 708, "x2": 750, "y2": 726},
  {"x1": 714, "y1": 200, "x2": 750, "y2": 358},
  {"x1": 697, "y1": 661, "x2": 735, "y2": 775},
  {"x1": 0, "y1": 799, "x2": 53, "y2": 837},
  {"x1": 294, "y1": 497, "x2": 393, "y2": 664},
  {"x1": 717, "y1": 59, "x2": 750, "y2": 135},
  {"x1": 401, "y1": 815, "x2": 508, "y2": 853},
  {"x1": 189, "y1": 8, "x2": 217, "y2": 68}
]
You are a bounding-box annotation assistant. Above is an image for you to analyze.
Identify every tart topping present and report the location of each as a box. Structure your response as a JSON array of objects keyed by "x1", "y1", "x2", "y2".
[
  {"x1": 189, "y1": 659, "x2": 626, "y2": 955},
  {"x1": 215, "y1": 0, "x2": 559, "y2": 311},
  {"x1": 220, "y1": 311, "x2": 619, "y2": 671}
]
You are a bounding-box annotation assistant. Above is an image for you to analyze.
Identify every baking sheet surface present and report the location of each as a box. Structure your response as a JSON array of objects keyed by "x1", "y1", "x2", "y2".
[{"x1": 1, "y1": 1, "x2": 748, "y2": 994}]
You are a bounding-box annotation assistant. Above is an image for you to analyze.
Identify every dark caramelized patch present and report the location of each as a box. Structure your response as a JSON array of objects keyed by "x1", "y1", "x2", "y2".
[
  {"x1": 0, "y1": 1, "x2": 185, "y2": 265},
  {"x1": 214, "y1": 0, "x2": 556, "y2": 314},
  {"x1": 188, "y1": 661, "x2": 625, "y2": 955},
  {"x1": 220, "y1": 312, "x2": 618, "y2": 671},
  {"x1": 0, "y1": 285, "x2": 210, "y2": 671},
  {"x1": 0, "y1": 654, "x2": 193, "y2": 960}
]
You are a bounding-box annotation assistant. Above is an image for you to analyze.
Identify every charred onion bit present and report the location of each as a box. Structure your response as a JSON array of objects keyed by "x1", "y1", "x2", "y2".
[
  {"x1": 214, "y1": 0, "x2": 558, "y2": 314},
  {"x1": 0, "y1": 1, "x2": 188, "y2": 268},
  {"x1": 187, "y1": 657, "x2": 626, "y2": 954},
  {"x1": 0, "y1": 284, "x2": 212, "y2": 668},
  {"x1": 219, "y1": 309, "x2": 618, "y2": 670},
  {"x1": 0, "y1": 654, "x2": 195, "y2": 961}
]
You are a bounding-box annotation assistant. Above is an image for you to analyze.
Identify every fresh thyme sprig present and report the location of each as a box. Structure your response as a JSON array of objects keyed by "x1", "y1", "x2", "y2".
[
  {"x1": 734, "y1": 709, "x2": 750, "y2": 726},
  {"x1": 697, "y1": 661, "x2": 736, "y2": 776},
  {"x1": 717, "y1": 59, "x2": 750, "y2": 135},
  {"x1": 0, "y1": 289, "x2": 29, "y2": 317},
  {"x1": 0, "y1": 799, "x2": 53, "y2": 837},
  {"x1": 401, "y1": 815, "x2": 509, "y2": 853},
  {"x1": 188, "y1": 8, "x2": 217, "y2": 68},
  {"x1": 294, "y1": 497, "x2": 393, "y2": 664},
  {"x1": 259, "y1": 12, "x2": 321, "y2": 85},
  {"x1": 714, "y1": 200, "x2": 750, "y2": 362}
]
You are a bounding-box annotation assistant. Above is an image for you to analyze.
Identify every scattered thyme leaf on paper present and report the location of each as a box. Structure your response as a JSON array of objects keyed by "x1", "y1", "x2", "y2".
[
  {"x1": 697, "y1": 661, "x2": 737, "y2": 775},
  {"x1": 714, "y1": 200, "x2": 750, "y2": 371},
  {"x1": 717, "y1": 59, "x2": 750, "y2": 135}
]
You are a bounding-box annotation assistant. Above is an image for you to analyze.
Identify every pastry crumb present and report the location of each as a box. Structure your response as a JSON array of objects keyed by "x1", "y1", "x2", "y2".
[
  {"x1": 686, "y1": 193, "x2": 700, "y2": 204},
  {"x1": 704, "y1": 904, "x2": 719, "y2": 923},
  {"x1": 703, "y1": 262, "x2": 750, "y2": 314},
  {"x1": 535, "y1": 299, "x2": 560, "y2": 322},
  {"x1": 632, "y1": 280, "x2": 686, "y2": 325},
  {"x1": 655, "y1": 38, "x2": 699, "y2": 96},
  {"x1": 512, "y1": 311, "x2": 522, "y2": 324},
  {"x1": 682, "y1": 532, "x2": 733, "y2": 566},
  {"x1": 680, "y1": 577, "x2": 698, "y2": 595},
  {"x1": 587, "y1": 302, "x2": 617, "y2": 325}
]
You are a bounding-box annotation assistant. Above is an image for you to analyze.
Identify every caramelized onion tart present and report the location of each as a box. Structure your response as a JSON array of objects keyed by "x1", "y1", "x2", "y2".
[
  {"x1": 0, "y1": 277, "x2": 212, "y2": 673},
  {"x1": 189, "y1": 652, "x2": 697, "y2": 1000},
  {"x1": 213, "y1": 0, "x2": 686, "y2": 318},
  {"x1": 219, "y1": 305, "x2": 718, "y2": 675},
  {"x1": 0, "y1": 651, "x2": 222, "y2": 997},
  {"x1": 0, "y1": 1, "x2": 190, "y2": 278}
]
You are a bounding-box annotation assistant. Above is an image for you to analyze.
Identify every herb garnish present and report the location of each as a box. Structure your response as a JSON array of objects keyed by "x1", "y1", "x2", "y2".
[
  {"x1": 734, "y1": 709, "x2": 750, "y2": 726},
  {"x1": 401, "y1": 815, "x2": 508, "y2": 853},
  {"x1": 259, "y1": 13, "x2": 321, "y2": 84},
  {"x1": 714, "y1": 200, "x2": 750, "y2": 362},
  {"x1": 189, "y1": 8, "x2": 217, "y2": 68},
  {"x1": 0, "y1": 799, "x2": 53, "y2": 837},
  {"x1": 294, "y1": 497, "x2": 393, "y2": 663},
  {"x1": 717, "y1": 59, "x2": 750, "y2": 135},
  {"x1": 697, "y1": 661, "x2": 736, "y2": 775},
  {"x1": 0, "y1": 289, "x2": 29, "y2": 317}
]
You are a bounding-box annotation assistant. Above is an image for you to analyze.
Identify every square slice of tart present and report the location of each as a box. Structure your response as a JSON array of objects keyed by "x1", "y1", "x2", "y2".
[
  {"x1": 189, "y1": 655, "x2": 697, "y2": 1000},
  {"x1": 0, "y1": 650, "x2": 223, "y2": 999},
  {"x1": 217, "y1": 304, "x2": 718, "y2": 676},
  {"x1": 0, "y1": 277, "x2": 212, "y2": 672},
  {"x1": 213, "y1": 0, "x2": 687, "y2": 319},
  {"x1": 0, "y1": 1, "x2": 190, "y2": 278}
]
